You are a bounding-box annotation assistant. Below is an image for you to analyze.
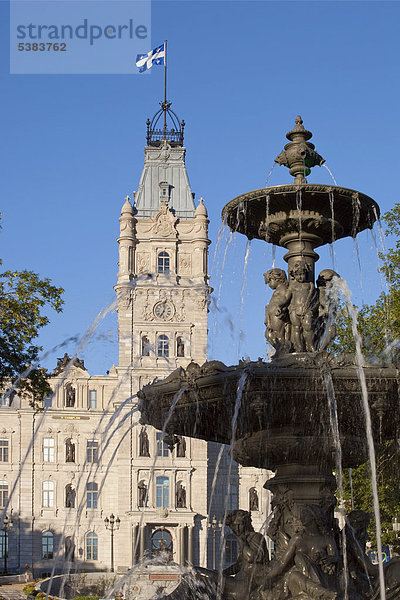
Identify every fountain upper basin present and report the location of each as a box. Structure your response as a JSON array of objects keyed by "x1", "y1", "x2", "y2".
[
  {"x1": 222, "y1": 184, "x2": 379, "y2": 245},
  {"x1": 139, "y1": 354, "x2": 399, "y2": 471}
]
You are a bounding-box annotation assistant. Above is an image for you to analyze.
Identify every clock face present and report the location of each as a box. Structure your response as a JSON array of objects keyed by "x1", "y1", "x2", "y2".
[{"x1": 154, "y1": 301, "x2": 173, "y2": 320}]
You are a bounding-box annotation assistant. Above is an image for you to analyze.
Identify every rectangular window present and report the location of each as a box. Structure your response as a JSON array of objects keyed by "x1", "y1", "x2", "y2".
[
  {"x1": 0, "y1": 531, "x2": 7, "y2": 559},
  {"x1": 0, "y1": 482, "x2": 8, "y2": 509},
  {"x1": 0, "y1": 396, "x2": 9, "y2": 407},
  {"x1": 42, "y1": 532, "x2": 54, "y2": 559},
  {"x1": 227, "y1": 484, "x2": 239, "y2": 511},
  {"x1": 86, "y1": 440, "x2": 98, "y2": 463},
  {"x1": 155, "y1": 476, "x2": 169, "y2": 508},
  {"x1": 42, "y1": 481, "x2": 54, "y2": 508},
  {"x1": 89, "y1": 390, "x2": 97, "y2": 409},
  {"x1": 86, "y1": 483, "x2": 98, "y2": 509},
  {"x1": 0, "y1": 439, "x2": 9, "y2": 462},
  {"x1": 44, "y1": 394, "x2": 53, "y2": 408},
  {"x1": 43, "y1": 438, "x2": 55, "y2": 462},
  {"x1": 156, "y1": 432, "x2": 169, "y2": 457}
]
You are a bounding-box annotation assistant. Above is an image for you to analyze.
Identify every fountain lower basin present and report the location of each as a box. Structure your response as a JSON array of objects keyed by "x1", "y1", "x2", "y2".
[{"x1": 138, "y1": 354, "x2": 399, "y2": 471}]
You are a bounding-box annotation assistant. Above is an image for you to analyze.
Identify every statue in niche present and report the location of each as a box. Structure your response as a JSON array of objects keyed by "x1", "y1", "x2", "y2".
[
  {"x1": 176, "y1": 336, "x2": 185, "y2": 357},
  {"x1": 65, "y1": 383, "x2": 75, "y2": 408},
  {"x1": 139, "y1": 427, "x2": 150, "y2": 457},
  {"x1": 65, "y1": 536, "x2": 75, "y2": 561},
  {"x1": 65, "y1": 484, "x2": 75, "y2": 508},
  {"x1": 197, "y1": 510, "x2": 269, "y2": 599},
  {"x1": 66, "y1": 439, "x2": 75, "y2": 463},
  {"x1": 176, "y1": 481, "x2": 186, "y2": 508},
  {"x1": 288, "y1": 259, "x2": 319, "y2": 352},
  {"x1": 249, "y1": 487, "x2": 259, "y2": 512},
  {"x1": 316, "y1": 269, "x2": 340, "y2": 351},
  {"x1": 264, "y1": 504, "x2": 339, "y2": 600},
  {"x1": 264, "y1": 269, "x2": 292, "y2": 353},
  {"x1": 176, "y1": 435, "x2": 186, "y2": 457},
  {"x1": 138, "y1": 480, "x2": 147, "y2": 507}
]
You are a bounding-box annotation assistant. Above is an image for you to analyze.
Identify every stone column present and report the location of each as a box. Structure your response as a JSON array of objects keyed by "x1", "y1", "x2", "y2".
[
  {"x1": 187, "y1": 525, "x2": 193, "y2": 565},
  {"x1": 178, "y1": 525, "x2": 184, "y2": 565},
  {"x1": 139, "y1": 524, "x2": 146, "y2": 560},
  {"x1": 132, "y1": 524, "x2": 138, "y2": 565}
]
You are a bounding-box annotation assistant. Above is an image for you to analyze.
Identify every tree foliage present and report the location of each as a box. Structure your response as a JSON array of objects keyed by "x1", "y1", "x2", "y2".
[
  {"x1": 334, "y1": 204, "x2": 400, "y2": 550},
  {"x1": 0, "y1": 216, "x2": 64, "y2": 405}
]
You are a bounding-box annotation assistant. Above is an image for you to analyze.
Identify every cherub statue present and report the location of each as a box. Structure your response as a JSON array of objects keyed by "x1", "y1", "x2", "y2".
[
  {"x1": 264, "y1": 269, "x2": 292, "y2": 353},
  {"x1": 197, "y1": 510, "x2": 269, "y2": 599},
  {"x1": 316, "y1": 269, "x2": 340, "y2": 351},
  {"x1": 288, "y1": 259, "x2": 319, "y2": 352},
  {"x1": 263, "y1": 505, "x2": 339, "y2": 599}
]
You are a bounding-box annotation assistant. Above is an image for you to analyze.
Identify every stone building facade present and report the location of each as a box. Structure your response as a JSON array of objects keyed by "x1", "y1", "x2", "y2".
[{"x1": 0, "y1": 109, "x2": 270, "y2": 577}]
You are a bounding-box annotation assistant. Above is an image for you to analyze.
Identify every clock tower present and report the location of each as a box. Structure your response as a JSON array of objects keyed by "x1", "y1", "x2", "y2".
[
  {"x1": 115, "y1": 103, "x2": 211, "y2": 392},
  {"x1": 114, "y1": 103, "x2": 213, "y2": 565}
]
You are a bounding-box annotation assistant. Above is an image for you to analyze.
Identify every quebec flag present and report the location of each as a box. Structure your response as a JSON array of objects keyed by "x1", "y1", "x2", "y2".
[{"x1": 136, "y1": 43, "x2": 165, "y2": 72}]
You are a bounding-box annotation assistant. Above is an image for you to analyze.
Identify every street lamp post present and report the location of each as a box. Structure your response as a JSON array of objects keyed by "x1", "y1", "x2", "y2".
[
  {"x1": 393, "y1": 516, "x2": 400, "y2": 539},
  {"x1": 1, "y1": 515, "x2": 13, "y2": 575},
  {"x1": 208, "y1": 515, "x2": 221, "y2": 571},
  {"x1": 104, "y1": 513, "x2": 120, "y2": 573}
]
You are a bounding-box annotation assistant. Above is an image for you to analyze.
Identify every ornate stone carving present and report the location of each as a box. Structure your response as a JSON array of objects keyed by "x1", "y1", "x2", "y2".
[
  {"x1": 136, "y1": 252, "x2": 150, "y2": 273},
  {"x1": 153, "y1": 201, "x2": 177, "y2": 237},
  {"x1": 142, "y1": 290, "x2": 154, "y2": 321},
  {"x1": 178, "y1": 253, "x2": 192, "y2": 275}
]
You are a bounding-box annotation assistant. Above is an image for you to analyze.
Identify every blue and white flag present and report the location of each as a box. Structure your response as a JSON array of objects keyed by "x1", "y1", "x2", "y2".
[{"x1": 136, "y1": 43, "x2": 165, "y2": 72}]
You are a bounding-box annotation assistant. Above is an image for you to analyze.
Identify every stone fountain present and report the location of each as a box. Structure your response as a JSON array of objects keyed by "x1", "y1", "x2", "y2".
[{"x1": 139, "y1": 118, "x2": 400, "y2": 599}]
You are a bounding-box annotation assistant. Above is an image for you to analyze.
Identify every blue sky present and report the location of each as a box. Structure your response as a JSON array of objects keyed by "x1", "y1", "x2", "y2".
[{"x1": 2, "y1": 0, "x2": 400, "y2": 374}]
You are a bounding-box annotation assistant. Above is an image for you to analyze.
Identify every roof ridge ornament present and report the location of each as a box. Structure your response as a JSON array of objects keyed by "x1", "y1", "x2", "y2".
[
  {"x1": 275, "y1": 115, "x2": 325, "y2": 185},
  {"x1": 146, "y1": 101, "x2": 185, "y2": 148}
]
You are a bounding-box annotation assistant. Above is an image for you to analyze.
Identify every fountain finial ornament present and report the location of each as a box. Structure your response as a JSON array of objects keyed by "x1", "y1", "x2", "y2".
[{"x1": 275, "y1": 115, "x2": 325, "y2": 184}]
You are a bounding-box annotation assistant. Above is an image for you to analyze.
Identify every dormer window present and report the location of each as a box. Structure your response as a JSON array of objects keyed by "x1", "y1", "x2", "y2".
[
  {"x1": 158, "y1": 251, "x2": 170, "y2": 274},
  {"x1": 159, "y1": 181, "x2": 169, "y2": 203}
]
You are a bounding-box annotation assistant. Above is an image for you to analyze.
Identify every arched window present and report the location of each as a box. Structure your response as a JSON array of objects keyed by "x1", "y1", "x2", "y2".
[
  {"x1": 157, "y1": 335, "x2": 169, "y2": 358},
  {"x1": 155, "y1": 476, "x2": 169, "y2": 508},
  {"x1": 176, "y1": 336, "x2": 184, "y2": 357},
  {"x1": 158, "y1": 251, "x2": 170, "y2": 274},
  {"x1": 141, "y1": 336, "x2": 150, "y2": 356},
  {"x1": 152, "y1": 528, "x2": 172, "y2": 557},
  {"x1": 86, "y1": 532, "x2": 98, "y2": 560},
  {"x1": 0, "y1": 480, "x2": 8, "y2": 509},
  {"x1": 42, "y1": 481, "x2": 54, "y2": 508},
  {"x1": 42, "y1": 531, "x2": 54, "y2": 559},
  {"x1": 65, "y1": 439, "x2": 75, "y2": 463},
  {"x1": 65, "y1": 484, "x2": 75, "y2": 508},
  {"x1": 86, "y1": 482, "x2": 98, "y2": 509}
]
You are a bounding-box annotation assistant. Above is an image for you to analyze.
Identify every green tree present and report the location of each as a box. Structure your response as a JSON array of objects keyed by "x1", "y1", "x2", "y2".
[{"x1": 0, "y1": 216, "x2": 64, "y2": 406}]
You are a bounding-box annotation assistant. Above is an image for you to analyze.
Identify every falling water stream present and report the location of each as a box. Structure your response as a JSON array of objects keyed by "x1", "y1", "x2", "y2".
[
  {"x1": 217, "y1": 370, "x2": 248, "y2": 600},
  {"x1": 323, "y1": 370, "x2": 349, "y2": 600},
  {"x1": 323, "y1": 163, "x2": 338, "y2": 186},
  {"x1": 332, "y1": 277, "x2": 386, "y2": 600},
  {"x1": 238, "y1": 240, "x2": 252, "y2": 358}
]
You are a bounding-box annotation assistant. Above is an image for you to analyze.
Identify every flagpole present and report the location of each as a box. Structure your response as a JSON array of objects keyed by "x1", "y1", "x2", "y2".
[{"x1": 163, "y1": 39, "x2": 168, "y2": 138}]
